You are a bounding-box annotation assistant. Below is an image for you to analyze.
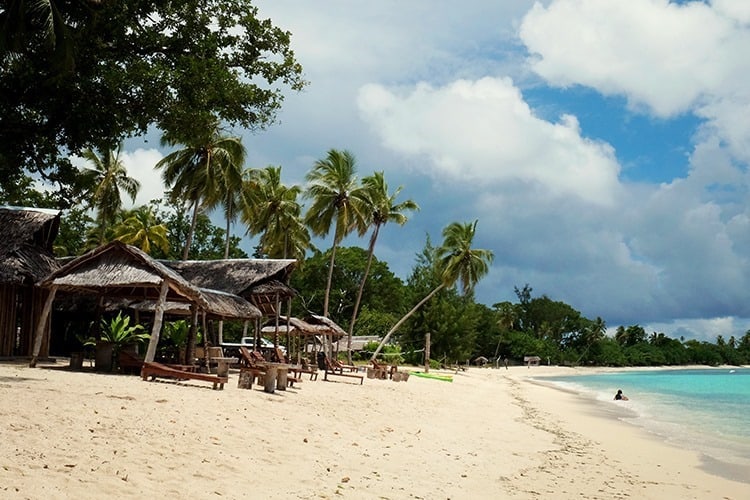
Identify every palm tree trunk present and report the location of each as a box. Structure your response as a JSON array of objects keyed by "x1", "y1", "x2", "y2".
[
  {"x1": 224, "y1": 200, "x2": 232, "y2": 259},
  {"x1": 346, "y1": 224, "x2": 380, "y2": 364},
  {"x1": 323, "y1": 238, "x2": 338, "y2": 318},
  {"x1": 183, "y1": 201, "x2": 200, "y2": 260},
  {"x1": 323, "y1": 236, "x2": 340, "y2": 358},
  {"x1": 370, "y1": 283, "x2": 445, "y2": 361}
]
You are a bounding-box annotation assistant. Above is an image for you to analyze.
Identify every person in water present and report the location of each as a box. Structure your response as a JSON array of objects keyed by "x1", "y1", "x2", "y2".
[{"x1": 614, "y1": 389, "x2": 629, "y2": 401}]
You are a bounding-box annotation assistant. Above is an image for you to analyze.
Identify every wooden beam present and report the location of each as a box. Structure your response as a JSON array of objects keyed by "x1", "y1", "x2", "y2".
[
  {"x1": 144, "y1": 281, "x2": 169, "y2": 362},
  {"x1": 30, "y1": 285, "x2": 57, "y2": 368}
]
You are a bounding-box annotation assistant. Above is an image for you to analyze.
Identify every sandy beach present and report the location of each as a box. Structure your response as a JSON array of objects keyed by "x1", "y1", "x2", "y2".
[{"x1": 0, "y1": 361, "x2": 746, "y2": 499}]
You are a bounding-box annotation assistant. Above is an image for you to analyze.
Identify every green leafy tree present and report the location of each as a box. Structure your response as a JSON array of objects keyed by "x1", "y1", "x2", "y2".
[
  {"x1": 54, "y1": 206, "x2": 93, "y2": 256},
  {"x1": 290, "y1": 247, "x2": 406, "y2": 330},
  {"x1": 149, "y1": 198, "x2": 247, "y2": 260},
  {"x1": 371, "y1": 220, "x2": 494, "y2": 360},
  {"x1": 112, "y1": 206, "x2": 170, "y2": 256},
  {"x1": 1, "y1": 0, "x2": 305, "y2": 205}
]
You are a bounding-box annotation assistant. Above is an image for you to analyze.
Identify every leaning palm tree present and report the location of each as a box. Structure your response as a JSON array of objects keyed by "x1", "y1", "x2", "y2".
[
  {"x1": 345, "y1": 171, "x2": 418, "y2": 362},
  {"x1": 112, "y1": 206, "x2": 170, "y2": 256},
  {"x1": 304, "y1": 149, "x2": 368, "y2": 318},
  {"x1": 80, "y1": 145, "x2": 140, "y2": 245},
  {"x1": 156, "y1": 124, "x2": 245, "y2": 259},
  {"x1": 370, "y1": 220, "x2": 494, "y2": 361}
]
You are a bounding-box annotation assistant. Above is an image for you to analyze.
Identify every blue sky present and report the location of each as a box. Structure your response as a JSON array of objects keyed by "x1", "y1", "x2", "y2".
[{"x1": 119, "y1": 0, "x2": 750, "y2": 342}]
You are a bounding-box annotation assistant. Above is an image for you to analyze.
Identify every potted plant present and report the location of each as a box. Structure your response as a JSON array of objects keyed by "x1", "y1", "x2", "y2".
[{"x1": 96, "y1": 312, "x2": 150, "y2": 372}]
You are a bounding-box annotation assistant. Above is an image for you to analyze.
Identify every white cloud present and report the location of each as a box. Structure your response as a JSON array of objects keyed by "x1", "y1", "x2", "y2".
[
  {"x1": 358, "y1": 77, "x2": 621, "y2": 206},
  {"x1": 120, "y1": 149, "x2": 166, "y2": 208},
  {"x1": 519, "y1": 0, "x2": 746, "y2": 117}
]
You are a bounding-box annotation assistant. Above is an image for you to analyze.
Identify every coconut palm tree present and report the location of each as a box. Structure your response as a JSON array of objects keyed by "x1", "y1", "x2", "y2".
[
  {"x1": 304, "y1": 149, "x2": 368, "y2": 319},
  {"x1": 112, "y1": 206, "x2": 170, "y2": 255},
  {"x1": 370, "y1": 220, "x2": 494, "y2": 361},
  {"x1": 204, "y1": 153, "x2": 246, "y2": 259},
  {"x1": 345, "y1": 171, "x2": 418, "y2": 362},
  {"x1": 156, "y1": 124, "x2": 245, "y2": 259},
  {"x1": 80, "y1": 145, "x2": 140, "y2": 245},
  {"x1": 242, "y1": 166, "x2": 312, "y2": 261}
]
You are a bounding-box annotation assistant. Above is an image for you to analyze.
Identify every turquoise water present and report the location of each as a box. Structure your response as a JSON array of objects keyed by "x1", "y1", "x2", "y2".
[{"x1": 540, "y1": 368, "x2": 750, "y2": 474}]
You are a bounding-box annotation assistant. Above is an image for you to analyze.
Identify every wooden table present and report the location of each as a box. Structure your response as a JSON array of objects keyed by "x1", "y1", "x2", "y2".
[
  {"x1": 211, "y1": 357, "x2": 237, "y2": 377},
  {"x1": 256, "y1": 362, "x2": 291, "y2": 393}
]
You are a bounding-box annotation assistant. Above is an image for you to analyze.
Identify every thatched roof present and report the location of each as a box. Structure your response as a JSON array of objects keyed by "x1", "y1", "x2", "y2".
[
  {"x1": 163, "y1": 259, "x2": 297, "y2": 317},
  {"x1": 128, "y1": 288, "x2": 261, "y2": 320},
  {"x1": 39, "y1": 240, "x2": 209, "y2": 309},
  {"x1": 163, "y1": 259, "x2": 296, "y2": 297},
  {"x1": 262, "y1": 316, "x2": 330, "y2": 337},
  {"x1": 0, "y1": 206, "x2": 61, "y2": 285},
  {"x1": 45, "y1": 242, "x2": 263, "y2": 320},
  {"x1": 303, "y1": 314, "x2": 347, "y2": 339}
]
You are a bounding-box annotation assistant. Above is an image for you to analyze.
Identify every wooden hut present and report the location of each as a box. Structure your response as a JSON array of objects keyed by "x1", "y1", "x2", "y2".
[
  {"x1": 32, "y1": 240, "x2": 261, "y2": 366},
  {"x1": 163, "y1": 258, "x2": 297, "y2": 316},
  {"x1": 0, "y1": 207, "x2": 61, "y2": 358}
]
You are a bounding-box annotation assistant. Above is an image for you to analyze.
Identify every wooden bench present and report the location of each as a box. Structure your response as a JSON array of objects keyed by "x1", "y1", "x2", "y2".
[{"x1": 141, "y1": 361, "x2": 228, "y2": 390}]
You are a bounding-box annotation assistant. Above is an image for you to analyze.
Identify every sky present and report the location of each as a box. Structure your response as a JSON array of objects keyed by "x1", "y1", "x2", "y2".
[{"x1": 120, "y1": 0, "x2": 750, "y2": 342}]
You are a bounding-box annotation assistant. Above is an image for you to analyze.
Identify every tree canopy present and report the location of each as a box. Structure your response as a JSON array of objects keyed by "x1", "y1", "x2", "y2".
[{"x1": 0, "y1": 0, "x2": 306, "y2": 206}]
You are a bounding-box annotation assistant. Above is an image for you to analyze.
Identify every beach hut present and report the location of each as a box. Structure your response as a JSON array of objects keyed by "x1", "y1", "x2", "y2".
[
  {"x1": 163, "y1": 258, "x2": 297, "y2": 347},
  {"x1": 524, "y1": 355, "x2": 542, "y2": 367},
  {"x1": 0, "y1": 206, "x2": 61, "y2": 358},
  {"x1": 31, "y1": 241, "x2": 260, "y2": 366}
]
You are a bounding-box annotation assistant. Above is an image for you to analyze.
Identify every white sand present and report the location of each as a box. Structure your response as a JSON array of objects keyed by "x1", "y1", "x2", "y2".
[{"x1": 0, "y1": 361, "x2": 746, "y2": 499}]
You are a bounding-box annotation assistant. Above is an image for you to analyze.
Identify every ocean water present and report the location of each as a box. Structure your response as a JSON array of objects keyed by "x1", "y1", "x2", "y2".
[{"x1": 539, "y1": 368, "x2": 750, "y2": 478}]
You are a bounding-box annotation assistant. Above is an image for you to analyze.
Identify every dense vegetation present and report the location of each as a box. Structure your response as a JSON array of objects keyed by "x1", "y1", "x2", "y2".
[{"x1": 3, "y1": 2, "x2": 747, "y2": 367}]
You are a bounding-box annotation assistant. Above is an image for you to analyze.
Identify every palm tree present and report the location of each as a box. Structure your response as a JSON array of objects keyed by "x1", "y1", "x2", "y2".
[
  {"x1": 112, "y1": 206, "x2": 170, "y2": 255},
  {"x1": 304, "y1": 149, "x2": 367, "y2": 319},
  {"x1": 370, "y1": 220, "x2": 494, "y2": 361},
  {"x1": 345, "y1": 171, "x2": 418, "y2": 362},
  {"x1": 80, "y1": 145, "x2": 140, "y2": 245},
  {"x1": 156, "y1": 124, "x2": 246, "y2": 259},
  {"x1": 242, "y1": 166, "x2": 312, "y2": 261},
  {"x1": 205, "y1": 154, "x2": 246, "y2": 259}
]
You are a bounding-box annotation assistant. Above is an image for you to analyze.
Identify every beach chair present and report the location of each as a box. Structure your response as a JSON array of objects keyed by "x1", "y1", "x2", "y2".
[
  {"x1": 332, "y1": 358, "x2": 358, "y2": 372},
  {"x1": 272, "y1": 347, "x2": 317, "y2": 383},
  {"x1": 371, "y1": 359, "x2": 396, "y2": 379},
  {"x1": 140, "y1": 361, "x2": 228, "y2": 390},
  {"x1": 118, "y1": 350, "x2": 144, "y2": 374},
  {"x1": 321, "y1": 355, "x2": 364, "y2": 385},
  {"x1": 239, "y1": 347, "x2": 267, "y2": 383}
]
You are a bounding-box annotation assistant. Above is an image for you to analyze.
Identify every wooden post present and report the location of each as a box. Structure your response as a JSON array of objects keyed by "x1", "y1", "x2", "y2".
[
  {"x1": 424, "y1": 332, "x2": 431, "y2": 374},
  {"x1": 30, "y1": 285, "x2": 57, "y2": 367},
  {"x1": 185, "y1": 304, "x2": 198, "y2": 365},
  {"x1": 144, "y1": 281, "x2": 169, "y2": 362}
]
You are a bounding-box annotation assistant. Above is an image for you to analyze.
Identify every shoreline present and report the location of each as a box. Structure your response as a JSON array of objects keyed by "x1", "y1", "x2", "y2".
[
  {"x1": 519, "y1": 365, "x2": 750, "y2": 485},
  {"x1": 1, "y1": 361, "x2": 747, "y2": 499}
]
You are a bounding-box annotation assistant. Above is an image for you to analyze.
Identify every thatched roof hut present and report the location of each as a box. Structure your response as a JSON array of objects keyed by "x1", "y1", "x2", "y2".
[
  {"x1": 32, "y1": 241, "x2": 261, "y2": 365},
  {"x1": 303, "y1": 314, "x2": 347, "y2": 339},
  {"x1": 261, "y1": 315, "x2": 330, "y2": 337},
  {"x1": 0, "y1": 206, "x2": 61, "y2": 357},
  {"x1": 0, "y1": 206, "x2": 60, "y2": 285},
  {"x1": 163, "y1": 259, "x2": 296, "y2": 316}
]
